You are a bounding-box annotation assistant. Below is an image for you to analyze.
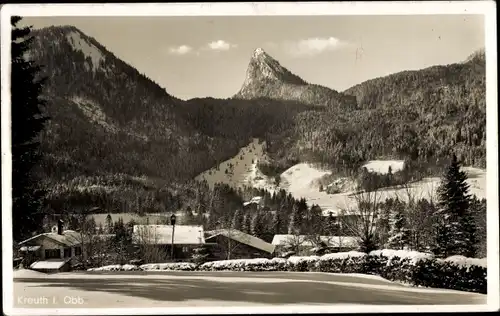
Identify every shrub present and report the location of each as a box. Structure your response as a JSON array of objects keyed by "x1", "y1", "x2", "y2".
[
  {"x1": 140, "y1": 262, "x2": 197, "y2": 271},
  {"x1": 287, "y1": 256, "x2": 320, "y2": 272},
  {"x1": 315, "y1": 251, "x2": 368, "y2": 273}
]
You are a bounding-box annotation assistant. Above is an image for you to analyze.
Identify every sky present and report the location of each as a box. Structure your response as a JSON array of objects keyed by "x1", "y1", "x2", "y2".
[{"x1": 22, "y1": 15, "x2": 485, "y2": 100}]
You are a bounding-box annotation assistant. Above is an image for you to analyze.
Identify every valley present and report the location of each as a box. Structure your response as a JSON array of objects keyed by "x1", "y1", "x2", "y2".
[{"x1": 10, "y1": 23, "x2": 486, "y2": 240}]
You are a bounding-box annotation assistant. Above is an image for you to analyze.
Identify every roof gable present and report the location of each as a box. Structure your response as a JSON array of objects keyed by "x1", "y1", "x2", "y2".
[
  {"x1": 206, "y1": 229, "x2": 275, "y2": 253},
  {"x1": 19, "y1": 231, "x2": 82, "y2": 247},
  {"x1": 132, "y1": 225, "x2": 205, "y2": 245}
]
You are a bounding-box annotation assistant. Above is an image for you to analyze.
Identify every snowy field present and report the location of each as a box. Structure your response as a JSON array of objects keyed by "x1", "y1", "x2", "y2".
[
  {"x1": 280, "y1": 163, "x2": 486, "y2": 215},
  {"x1": 362, "y1": 160, "x2": 406, "y2": 174},
  {"x1": 196, "y1": 139, "x2": 276, "y2": 192},
  {"x1": 11, "y1": 270, "x2": 486, "y2": 309},
  {"x1": 195, "y1": 140, "x2": 486, "y2": 214}
]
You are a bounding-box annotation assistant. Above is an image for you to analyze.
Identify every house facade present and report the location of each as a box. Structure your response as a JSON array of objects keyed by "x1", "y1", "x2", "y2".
[
  {"x1": 272, "y1": 234, "x2": 359, "y2": 256},
  {"x1": 205, "y1": 229, "x2": 275, "y2": 260},
  {"x1": 131, "y1": 224, "x2": 205, "y2": 261},
  {"x1": 18, "y1": 221, "x2": 83, "y2": 271}
]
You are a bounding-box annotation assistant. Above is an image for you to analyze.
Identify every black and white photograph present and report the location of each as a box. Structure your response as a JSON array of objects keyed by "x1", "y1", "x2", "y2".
[{"x1": 1, "y1": 2, "x2": 498, "y2": 314}]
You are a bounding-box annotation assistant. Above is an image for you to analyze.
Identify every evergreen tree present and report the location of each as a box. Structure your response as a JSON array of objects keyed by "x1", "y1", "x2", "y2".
[
  {"x1": 307, "y1": 204, "x2": 323, "y2": 235},
  {"x1": 11, "y1": 16, "x2": 49, "y2": 241},
  {"x1": 288, "y1": 206, "x2": 301, "y2": 235},
  {"x1": 97, "y1": 223, "x2": 104, "y2": 234},
  {"x1": 231, "y1": 209, "x2": 243, "y2": 230},
  {"x1": 271, "y1": 210, "x2": 282, "y2": 234},
  {"x1": 191, "y1": 244, "x2": 213, "y2": 265},
  {"x1": 105, "y1": 214, "x2": 113, "y2": 233},
  {"x1": 385, "y1": 206, "x2": 410, "y2": 250},
  {"x1": 240, "y1": 213, "x2": 248, "y2": 233},
  {"x1": 433, "y1": 154, "x2": 477, "y2": 257},
  {"x1": 251, "y1": 212, "x2": 264, "y2": 238},
  {"x1": 184, "y1": 207, "x2": 196, "y2": 225}
]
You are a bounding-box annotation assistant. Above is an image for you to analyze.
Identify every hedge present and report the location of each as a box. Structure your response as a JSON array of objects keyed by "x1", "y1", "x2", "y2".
[{"x1": 86, "y1": 250, "x2": 487, "y2": 294}]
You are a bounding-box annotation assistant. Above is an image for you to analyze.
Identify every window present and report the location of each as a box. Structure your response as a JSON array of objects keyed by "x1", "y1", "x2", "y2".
[
  {"x1": 74, "y1": 247, "x2": 82, "y2": 256},
  {"x1": 182, "y1": 247, "x2": 188, "y2": 253},
  {"x1": 63, "y1": 247, "x2": 71, "y2": 258},
  {"x1": 45, "y1": 249, "x2": 60, "y2": 259}
]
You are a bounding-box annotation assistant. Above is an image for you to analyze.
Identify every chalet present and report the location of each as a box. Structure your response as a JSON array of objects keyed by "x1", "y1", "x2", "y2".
[
  {"x1": 243, "y1": 196, "x2": 264, "y2": 209},
  {"x1": 132, "y1": 225, "x2": 205, "y2": 260},
  {"x1": 18, "y1": 220, "x2": 83, "y2": 272},
  {"x1": 271, "y1": 234, "x2": 359, "y2": 256},
  {"x1": 205, "y1": 229, "x2": 275, "y2": 260}
]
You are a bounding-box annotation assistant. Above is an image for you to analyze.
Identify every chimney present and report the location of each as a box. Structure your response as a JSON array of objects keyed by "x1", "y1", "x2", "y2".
[{"x1": 57, "y1": 219, "x2": 64, "y2": 235}]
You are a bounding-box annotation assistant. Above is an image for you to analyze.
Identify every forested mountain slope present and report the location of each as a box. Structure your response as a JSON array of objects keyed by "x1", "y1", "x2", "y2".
[
  {"x1": 266, "y1": 49, "x2": 486, "y2": 170},
  {"x1": 28, "y1": 25, "x2": 486, "y2": 217}
]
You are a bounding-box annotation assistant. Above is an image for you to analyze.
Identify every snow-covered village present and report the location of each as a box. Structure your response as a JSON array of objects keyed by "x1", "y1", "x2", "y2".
[{"x1": 2, "y1": 3, "x2": 498, "y2": 313}]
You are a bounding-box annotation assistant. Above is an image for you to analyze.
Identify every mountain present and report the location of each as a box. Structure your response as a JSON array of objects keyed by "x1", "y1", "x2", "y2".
[
  {"x1": 27, "y1": 26, "x2": 262, "y2": 215},
  {"x1": 271, "y1": 49, "x2": 486, "y2": 170},
  {"x1": 343, "y1": 49, "x2": 486, "y2": 112},
  {"x1": 26, "y1": 26, "x2": 317, "y2": 215},
  {"x1": 233, "y1": 48, "x2": 357, "y2": 109},
  {"x1": 29, "y1": 26, "x2": 210, "y2": 182},
  {"x1": 26, "y1": 24, "x2": 486, "y2": 218}
]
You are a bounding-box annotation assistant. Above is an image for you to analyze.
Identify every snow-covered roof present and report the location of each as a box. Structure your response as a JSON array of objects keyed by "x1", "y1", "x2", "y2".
[
  {"x1": 271, "y1": 234, "x2": 358, "y2": 248},
  {"x1": 30, "y1": 259, "x2": 70, "y2": 270},
  {"x1": 19, "y1": 230, "x2": 82, "y2": 248},
  {"x1": 132, "y1": 225, "x2": 205, "y2": 245},
  {"x1": 20, "y1": 246, "x2": 41, "y2": 252},
  {"x1": 205, "y1": 229, "x2": 275, "y2": 254},
  {"x1": 243, "y1": 196, "x2": 263, "y2": 207}
]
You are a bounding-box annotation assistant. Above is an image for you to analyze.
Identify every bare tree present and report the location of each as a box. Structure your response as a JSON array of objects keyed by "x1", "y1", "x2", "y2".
[
  {"x1": 283, "y1": 234, "x2": 308, "y2": 256},
  {"x1": 214, "y1": 220, "x2": 241, "y2": 260},
  {"x1": 132, "y1": 225, "x2": 168, "y2": 263},
  {"x1": 339, "y1": 190, "x2": 381, "y2": 253},
  {"x1": 394, "y1": 183, "x2": 435, "y2": 251}
]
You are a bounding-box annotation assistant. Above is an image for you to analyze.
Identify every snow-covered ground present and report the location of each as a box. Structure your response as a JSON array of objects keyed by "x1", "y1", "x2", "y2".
[
  {"x1": 11, "y1": 270, "x2": 486, "y2": 309},
  {"x1": 195, "y1": 140, "x2": 486, "y2": 214},
  {"x1": 66, "y1": 31, "x2": 104, "y2": 71},
  {"x1": 196, "y1": 139, "x2": 276, "y2": 191},
  {"x1": 280, "y1": 163, "x2": 486, "y2": 215},
  {"x1": 362, "y1": 160, "x2": 406, "y2": 174}
]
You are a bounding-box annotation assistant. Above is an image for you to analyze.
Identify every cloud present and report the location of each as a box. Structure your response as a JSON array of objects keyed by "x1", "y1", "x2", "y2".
[
  {"x1": 206, "y1": 40, "x2": 237, "y2": 51},
  {"x1": 285, "y1": 37, "x2": 348, "y2": 57},
  {"x1": 168, "y1": 45, "x2": 193, "y2": 55}
]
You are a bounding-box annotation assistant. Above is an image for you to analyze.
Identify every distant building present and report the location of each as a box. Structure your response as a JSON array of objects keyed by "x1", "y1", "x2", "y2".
[
  {"x1": 205, "y1": 229, "x2": 275, "y2": 260},
  {"x1": 18, "y1": 220, "x2": 83, "y2": 272},
  {"x1": 271, "y1": 234, "x2": 359, "y2": 256},
  {"x1": 132, "y1": 225, "x2": 205, "y2": 260},
  {"x1": 243, "y1": 196, "x2": 264, "y2": 209}
]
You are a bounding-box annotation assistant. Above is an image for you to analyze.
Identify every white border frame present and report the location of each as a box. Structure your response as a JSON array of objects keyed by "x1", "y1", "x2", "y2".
[{"x1": 1, "y1": 2, "x2": 498, "y2": 315}]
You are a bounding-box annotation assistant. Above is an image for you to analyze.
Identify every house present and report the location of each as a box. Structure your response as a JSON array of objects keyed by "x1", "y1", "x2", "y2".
[
  {"x1": 132, "y1": 225, "x2": 205, "y2": 260},
  {"x1": 243, "y1": 196, "x2": 264, "y2": 208},
  {"x1": 271, "y1": 234, "x2": 359, "y2": 256},
  {"x1": 18, "y1": 220, "x2": 83, "y2": 272},
  {"x1": 205, "y1": 229, "x2": 275, "y2": 260}
]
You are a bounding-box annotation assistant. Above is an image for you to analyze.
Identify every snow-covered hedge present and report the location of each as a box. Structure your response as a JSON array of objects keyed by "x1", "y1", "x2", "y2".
[
  {"x1": 139, "y1": 262, "x2": 197, "y2": 271},
  {"x1": 198, "y1": 258, "x2": 284, "y2": 271},
  {"x1": 87, "y1": 262, "x2": 196, "y2": 272},
  {"x1": 86, "y1": 250, "x2": 486, "y2": 294},
  {"x1": 287, "y1": 256, "x2": 320, "y2": 272},
  {"x1": 367, "y1": 250, "x2": 487, "y2": 293},
  {"x1": 87, "y1": 264, "x2": 140, "y2": 271},
  {"x1": 315, "y1": 251, "x2": 369, "y2": 273}
]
